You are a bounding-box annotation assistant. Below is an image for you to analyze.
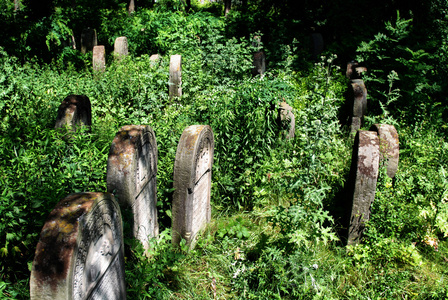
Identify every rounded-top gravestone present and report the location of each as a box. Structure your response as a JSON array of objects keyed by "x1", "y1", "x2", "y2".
[
  {"x1": 30, "y1": 192, "x2": 126, "y2": 300},
  {"x1": 114, "y1": 37, "x2": 128, "y2": 59},
  {"x1": 370, "y1": 124, "x2": 399, "y2": 178},
  {"x1": 55, "y1": 95, "x2": 92, "y2": 132},
  {"x1": 347, "y1": 130, "x2": 380, "y2": 245},
  {"x1": 172, "y1": 125, "x2": 214, "y2": 248},
  {"x1": 107, "y1": 125, "x2": 159, "y2": 250}
]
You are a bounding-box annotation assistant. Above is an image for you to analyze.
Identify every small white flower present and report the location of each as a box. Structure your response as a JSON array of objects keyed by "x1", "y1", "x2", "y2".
[{"x1": 312, "y1": 264, "x2": 318, "y2": 270}]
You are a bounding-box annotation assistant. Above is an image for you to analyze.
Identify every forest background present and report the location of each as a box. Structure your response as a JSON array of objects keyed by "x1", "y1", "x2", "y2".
[{"x1": 0, "y1": 0, "x2": 448, "y2": 298}]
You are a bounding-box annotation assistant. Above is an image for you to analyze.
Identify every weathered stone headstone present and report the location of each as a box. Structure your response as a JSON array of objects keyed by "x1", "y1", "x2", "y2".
[
  {"x1": 172, "y1": 125, "x2": 214, "y2": 248},
  {"x1": 370, "y1": 124, "x2": 399, "y2": 178},
  {"x1": 150, "y1": 54, "x2": 161, "y2": 63},
  {"x1": 30, "y1": 192, "x2": 126, "y2": 300},
  {"x1": 278, "y1": 101, "x2": 295, "y2": 139},
  {"x1": 349, "y1": 79, "x2": 367, "y2": 134},
  {"x1": 114, "y1": 37, "x2": 128, "y2": 59},
  {"x1": 81, "y1": 28, "x2": 97, "y2": 54},
  {"x1": 311, "y1": 33, "x2": 324, "y2": 59},
  {"x1": 169, "y1": 55, "x2": 182, "y2": 98},
  {"x1": 107, "y1": 125, "x2": 159, "y2": 250},
  {"x1": 55, "y1": 95, "x2": 92, "y2": 132},
  {"x1": 347, "y1": 130, "x2": 380, "y2": 245},
  {"x1": 93, "y1": 45, "x2": 106, "y2": 72},
  {"x1": 252, "y1": 51, "x2": 266, "y2": 77}
]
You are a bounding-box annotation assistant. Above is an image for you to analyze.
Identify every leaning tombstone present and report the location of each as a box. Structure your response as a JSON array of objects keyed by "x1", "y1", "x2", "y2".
[
  {"x1": 55, "y1": 94, "x2": 92, "y2": 132},
  {"x1": 169, "y1": 55, "x2": 182, "y2": 98},
  {"x1": 370, "y1": 124, "x2": 399, "y2": 178},
  {"x1": 30, "y1": 192, "x2": 126, "y2": 300},
  {"x1": 81, "y1": 28, "x2": 97, "y2": 54},
  {"x1": 114, "y1": 37, "x2": 128, "y2": 59},
  {"x1": 347, "y1": 130, "x2": 380, "y2": 245},
  {"x1": 278, "y1": 101, "x2": 295, "y2": 139},
  {"x1": 172, "y1": 125, "x2": 214, "y2": 248},
  {"x1": 349, "y1": 79, "x2": 367, "y2": 134},
  {"x1": 93, "y1": 45, "x2": 106, "y2": 72},
  {"x1": 107, "y1": 125, "x2": 159, "y2": 250}
]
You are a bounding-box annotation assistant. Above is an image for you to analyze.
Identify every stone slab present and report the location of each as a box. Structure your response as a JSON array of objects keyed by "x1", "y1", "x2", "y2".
[
  {"x1": 114, "y1": 37, "x2": 128, "y2": 59},
  {"x1": 81, "y1": 28, "x2": 97, "y2": 54},
  {"x1": 347, "y1": 130, "x2": 380, "y2": 245},
  {"x1": 30, "y1": 192, "x2": 126, "y2": 300},
  {"x1": 278, "y1": 101, "x2": 295, "y2": 139},
  {"x1": 252, "y1": 51, "x2": 266, "y2": 76},
  {"x1": 107, "y1": 125, "x2": 159, "y2": 249},
  {"x1": 93, "y1": 46, "x2": 106, "y2": 72},
  {"x1": 169, "y1": 55, "x2": 182, "y2": 98},
  {"x1": 172, "y1": 125, "x2": 214, "y2": 248},
  {"x1": 55, "y1": 95, "x2": 92, "y2": 132},
  {"x1": 370, "y1": 124, "x2": 399, "y2": 178}
]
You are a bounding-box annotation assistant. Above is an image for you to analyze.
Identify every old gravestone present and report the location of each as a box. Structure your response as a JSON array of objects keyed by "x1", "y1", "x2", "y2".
[
  {"x1": 347, "y1": 130, "x2": 380, "y2": 245},
  {"x1": 349, "y1": 79, "x2": 367, "y2": 134},
  {"x1": 169, "y1": 55, "x2": 182, "y2": 98},
  {"x1": 55, "y1": 95, "x2": 92, "y2": 132},
  {"x1": 150, "y1": 54, "x2": 161, "y2": 62},
  {"x1": 81, "y1": 28, "x2": 97, "y2": 54},
  {"x1": 30, "y1": 192, "x2": 126, "y2": 300},
  {"x1": 107, "y1": 125, "x2": 159, "y2": 250},
  {"x1": 172, "y1": 125, "x2": 214, "y2": 248},
  {"x1": 278, "y1": 101, "x2": 295, "y2": 139},
  {"x1": 370, "y1": 124, "x2": 399, "y2": 178},
  {"x1": 114, "y1": 37, "x2": 128, "y2": 59},
  {"x1": 251, "y1": 35, "x2": 266, "y2": 77},
  {"x1": 93, "y1": 46, "x2": 106, "y2": 72},
  {"x1": 346, "y1": 60, "x2": 367, "y2": 80}
]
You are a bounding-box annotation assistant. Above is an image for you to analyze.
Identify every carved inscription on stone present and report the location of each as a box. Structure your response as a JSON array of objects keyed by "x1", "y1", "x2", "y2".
[{"x1": 172, "y1": 125, "x2": 214, "y2": 248}]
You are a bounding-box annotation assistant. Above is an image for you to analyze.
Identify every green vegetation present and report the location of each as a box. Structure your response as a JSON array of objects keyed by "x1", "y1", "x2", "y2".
[{"x1": 1, "y1": 0, "x2": 447, "y2": 298}]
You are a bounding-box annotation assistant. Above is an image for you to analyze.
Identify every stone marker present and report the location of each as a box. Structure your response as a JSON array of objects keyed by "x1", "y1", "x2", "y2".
[
  {"x1": 107, "y1": 125, "x2": 159, "y2": 250},
  {"x1": 30, "y1": 192, "x2": 126, "y2": 300},
  {"x1": 114, "y1": 37, "x2": 128, "y2": 59},
  {"x1": 81, "y1": 28, "x2": 97, "y2": 54},
  {"x1": 347, "y1": 130, "x2": 380, "y2": 245},
  {"x1": 172, "y1": 125, "x2": 214, "y2": 248},
  {"x1": 346, "y1": 60, "x2": 367, "y2": 80},
  {"x1": 370, "y1": 124, "x2": 399, "y2": 178},
  {"x1": 150, "y1": 54, "x2": 161, "y2": 62},
  {"x1": 169, "y1": 55, "x2": 182, "y2": 98},
  {"x1": 278, "y1": 101, "x2": 295, "y2": 139},
  {"x1": 252, "y1": 51, "x2": 266, "y2": 77},
  {"x1": 93, "y1": 46, "x2": 106, "y2": 72},
  {"x1": 349, "y1": 79, "x2": 367, "y2": 134},
  {"x1": 55, "y1": 94, "x2": 92, "y2": 132}
]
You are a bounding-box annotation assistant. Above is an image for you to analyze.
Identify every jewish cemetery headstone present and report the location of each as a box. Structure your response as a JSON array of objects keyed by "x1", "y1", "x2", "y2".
[
  {"x1": 252, "y1": 51, "x2": 266, "y2": 77},
  {"x1": 114, "y1": 37, "x2": 128, "y2": 59},
  {"x1": 370, "y1": 124, "x2": 399, "y2": 178},
  {"x1": 169, "y1": 55, "x2": 182, "y2": 98},
  {"x1": 310, "y1": 32, "x2": 324, "y2": 59},
  {"x1": 347, "y1": 130, "x2": 380, "y2": 245},
  {"x1": 278, "y1": 101, "x2": 295, "y2": 139},
  {"x1": 55, "y1": 94, "x2": 92, "y2": 132},
  {"x1": 346, "y1": 60, "x2": 367, "y2": 80},
  {"x1": 150, "y1": 54, "x2": 161, "y2": 62},
  {"x1": 172, "y1": 125, "x2": 214, "y2": 248},
  {"x1": 93, "y1": 46, "x2": 106, "y2": 72},
  {"x1": 107, "y1": 125, "x2": 159, "y2": 250},
  {"x1": 81, "y1": 28, "x2": 97, "y2": 54},
  {"x1": 30, "y1": 192, "x2": 126, "y2": 300},
  {"x1": 349, "y1": 79, "x2": 367, "y2": 134}
]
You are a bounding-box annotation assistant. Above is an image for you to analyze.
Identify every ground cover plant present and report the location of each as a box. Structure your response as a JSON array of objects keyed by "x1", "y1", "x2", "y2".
[{"x1": 1, "y1": 0, "x2": 448, "y2": 299}]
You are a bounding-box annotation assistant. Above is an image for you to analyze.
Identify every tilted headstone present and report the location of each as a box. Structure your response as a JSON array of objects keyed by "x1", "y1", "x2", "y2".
[
  {"x1": 107, "y1": 125, "x2": 159, "y2": 249},
  {"x1": 55, "y1": 94, "x2": 92, "y2": 132},
  {"x1": 278, "y1": 101, "x2": 295, "y2": 139},
  {"x1": 172, "y1": 125, "x2": 214, "y2": 248},
  {"x1": 370, "y1": 124, "x2": 399, "y2": 178},
  {"x1": 30, "y1": 192, "x2": 126, "y2": 300},
  {"x1": 114, "y1": 37, "x2": 128, "y2": 59},
  {"x1": 349, "y1": 79, "x2": 367, "y2": 134},
  {"x1": 169, "y1": 55, "x2": 182, "y2": 98},
  {"x1": 347, "y1": 130, "x2": 380, "y2": 245},
  {"x1": 93, "y1": 46, "x2": 106, "y2": 72},
  {"x1": 81, "y1": 28, "x2": 97, "y2": 54}
]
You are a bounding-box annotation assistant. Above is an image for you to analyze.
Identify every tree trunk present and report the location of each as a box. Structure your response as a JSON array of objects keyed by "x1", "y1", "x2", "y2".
[{"x1": 224, "y1": 0, "x2": 231, "y2": 16}]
